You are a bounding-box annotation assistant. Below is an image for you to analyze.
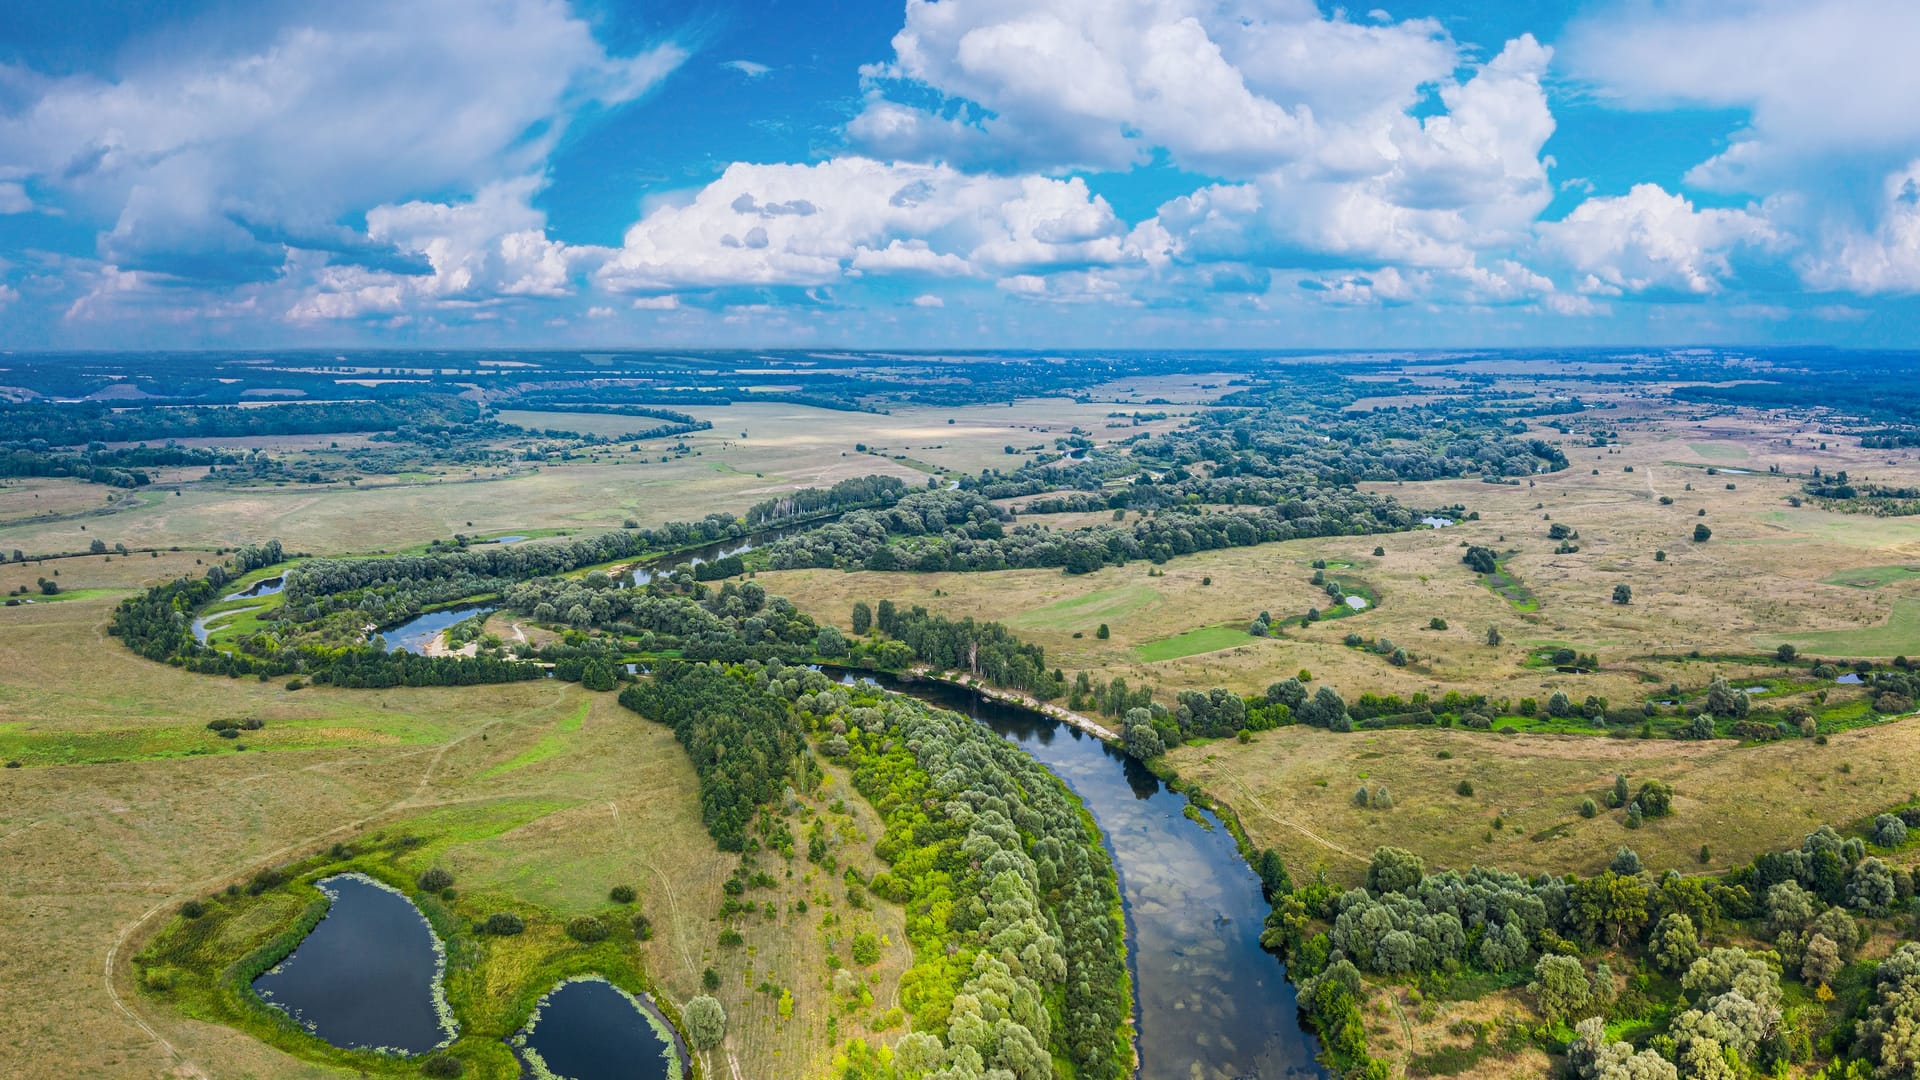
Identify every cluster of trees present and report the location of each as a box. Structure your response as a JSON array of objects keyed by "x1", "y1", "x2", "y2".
[
  {"x1": 813, "y1": 688, "x2": 1131, "y2": 1079},
  {"x1": 1273, "y1": 815, "x2": 1920, "y2": 1079},
  {"x1": 618, "y1": 662, "x2": 807, "y2": 851},
  {"x1": 767, "y1": 487, "x2": 1428, "y2": 577},
  {"x1": 0, "y1": 397, "x2": 478, "y2": 446},
  {"x1": 1, "y1": 442, "x2": 234, "y2": 487},
  {"x1": 852, "y1": 600, "x2": 1066, "y2": 700}
]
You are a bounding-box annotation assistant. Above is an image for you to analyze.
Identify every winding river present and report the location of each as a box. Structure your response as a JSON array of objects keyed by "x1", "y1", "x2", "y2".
[{"x1": 849, "y1": 672, "x2": 1326, "y2": 1079}]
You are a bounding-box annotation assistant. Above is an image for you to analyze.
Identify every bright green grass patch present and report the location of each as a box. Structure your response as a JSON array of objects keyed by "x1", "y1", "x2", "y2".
[
  {"x1": 1760, "y1": 596, "x2": 1920, "y2": 657},
  {"x1": 1687, "y1": 442, "x2": 1749, "y2": 461},
  {"x1": 477, "y1": 702, "x2": 590, "y2": 780},
  {"x1": 1135, "y1": 623, "x2": 1255, "y2": 662},
  {"x1": 9, "y1": 587, "x2": 129, "y2": 605},
  {"x1": 1481, "y1": 563, "x2": 1538, "y2": 612},
  {"x1": 1819, "y1": 565, "x2": 1920, "y2": 589},
  {"x1": 1008, "y1": 584, "x2": 1160, "y2": 633}
]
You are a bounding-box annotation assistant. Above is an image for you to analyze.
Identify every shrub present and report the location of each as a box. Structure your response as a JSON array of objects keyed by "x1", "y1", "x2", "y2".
[
  {"x1": 179, "y1": 900, "x2": 206, "y2": 919},
  {"x1": 417, "y1": 868, "x2": 454, "y2": 893},
  {"x1": 1456, "y1": 780, "x2": 1474, "y2": 797},
  {"x1": 631, "y1": 914, "x2": 654, "y2": 940},
  {"x1": 1636, "y1": 779, "x2": 1674, "y2": 818},
  {"x1": 483, "y1": 912, "x2": 525, "y2": 935},
  {"x1": 1580, "y1": 798, "x2": 1597, "y2": 818},
  {"x1": 421, "y1": 1055, "x2": 465, "y2": 1078},
  {"x1": 850, "y1": 931, "x2": 881, "y2": 965},
  {"x1": 566, "y1": 916, "x2": 608, "y2": 943},
  {"x1": 609, "y1": 884, "x2": 636, "y2": 904},
  {"x1": 703, "y1": 966, "x2": 721, "y2": 991}
]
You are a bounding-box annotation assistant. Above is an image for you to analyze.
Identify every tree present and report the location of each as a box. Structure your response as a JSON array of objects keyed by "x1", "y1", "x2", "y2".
[
  {"x1": 580, "y1": 660, "x2": 617, "y2": 691},
  {"x1": 1874, "y1": 813, "x2": 1909, "y2": 849},
  {"x1": 1096, "y1": 623, "x2": 1110, "y2": 639},
  {"x1": 417, "y1": 867, "x2": 454, "y2": 892},
  {"x1": 1532, "y1": 954, "x2": 1595, "y2": 1023},
  {"x1": 1463, "y1": 546, "x2": 1498, "y2": 574},
  {"x1": 1486, "y1": 625, "x2": 1503, "y2": 646},
  {"x1": 814, "y1": 624, "x2": 849, "y2": 658},
  {"x1": 1610, "y1": 846, "x2": 1643, "y2": 875},
  {"x1": 1256, "y1": 849, "x2": 1292, "y2": 895},
  {"x1": 1775, "y1": 643, "x2": 1797, "y2": 663},
  {"x1": 1705, "y1": 678, "x2": 1747, "y2": 719},
  {"x1": 1649, "y1": 913, "x2": 1701, "y2": 975},
  {"x1": 1121, "y1": 712, "x2": 1164, "y2": 761},
  {"x1": 1612, "y1": 583, "x2": 1632, "y2": 605},
  {"x1": 683, "y1": 994, "x2": 727, "y2": 1050},
  {"x1": 850, "y1": 601, "x2": 872, "y2": 636},
  {"x1": 1802, "y1": 932, "x2": 1842, "y2": 987},
  {"x1": 1636, "y1": 779, "x2": 1674, "y2": 818},
  {"x1": 1611, "y1": 773, "x2": 1629, "y2": 808},
  {"x1": 89, "y1": 538, "x2": 107, "y2": 555},
  {"x1": 1847, "y1": 857, "x2": 1897, "y2": 914},
  {"x1": 1548, "y1": 691, "x2": 1574, "y2": 718},
  {"x1": 1857, "y1": 943, "x2": 1920, "y2": 1076},
  {"x1": 1367, "y1": 847, "x2": 1424, "y2": 894},
  {"x1": 1693, "y1": 523, "x2": 1712, "y2": 542}
]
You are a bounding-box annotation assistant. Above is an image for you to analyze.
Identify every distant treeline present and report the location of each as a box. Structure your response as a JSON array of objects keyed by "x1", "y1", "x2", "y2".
[
  {"x1": 2, "y1": 443, "x2": 233, "y2": 487},
  {"x1": 0, "y1": 397, "x2": 480, "y2": 447}
]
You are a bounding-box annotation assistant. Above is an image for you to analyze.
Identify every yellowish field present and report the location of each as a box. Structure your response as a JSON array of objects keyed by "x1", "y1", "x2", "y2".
[
  {"x1": 0, "y1": 557, "x2": 908, "y2": 1080},
  {"x1": 0, "y1": 397, "x2": 1197, "y2": 556},
  {"x1": 768, "y1": 403, "x2": 1920, "y2": 720},
  {"x1": 1167, "y1": 715, "x2": 1920, "y2": 885}
]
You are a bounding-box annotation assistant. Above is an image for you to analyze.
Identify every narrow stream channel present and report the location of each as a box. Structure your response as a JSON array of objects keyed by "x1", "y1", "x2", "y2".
[{"x1": 846, "y1": 672, "x2": 1326, "y2": 1080}]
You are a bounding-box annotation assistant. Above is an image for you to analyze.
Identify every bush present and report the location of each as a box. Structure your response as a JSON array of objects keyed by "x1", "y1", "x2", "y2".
[
  {"x1": 421, "y1": 1055, "x2": 465, "y2": 1078},
  {"x1": 483, "y1": 912, "x2": 525, "y2": 935},
  {"x1": 850, "y1": 930, "x2": 881, "y2": 965},
  {"x1": 417, "y1": 868, "x2": 454, "y2": 893},
  {"x1": 1456, "y1": 780, "x2": 1474, "y2": 797},
  {"x1": 631, "y1": 914, "x2": 654, "y2": 940},
  {"x1": 684, "y1": 995, "x2": 728, "y2": 1050},
  {"x1": 179, "y1": 900, "x2": 206, "y2": 919},
  {"x1": 566, "y1": 916, "x2": 608, "y2": 942},
  {"x1": 609, "y1": 884, "x2": 636, "y2": 904},
  {"x1": 703, "y1": 966, "x2": 721, "y2": 991},
  {"x1": 1580, "y1": 798, "x2": 1597, "y2": 818}
]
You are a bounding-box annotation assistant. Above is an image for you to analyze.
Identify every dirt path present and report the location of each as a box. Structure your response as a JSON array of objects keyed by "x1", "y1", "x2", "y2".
[
  {"x1": 101, "y1": 689, "x2": 560, "y2": 1077},
  {"x1": 1215, "y1": 772, "x2": 1370, "y2": 865}
]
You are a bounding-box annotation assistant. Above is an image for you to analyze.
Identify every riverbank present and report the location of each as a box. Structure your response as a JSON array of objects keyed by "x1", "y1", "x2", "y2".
[{"x1": 909, "y1": 665, "x2": 1120, "y2": 741}]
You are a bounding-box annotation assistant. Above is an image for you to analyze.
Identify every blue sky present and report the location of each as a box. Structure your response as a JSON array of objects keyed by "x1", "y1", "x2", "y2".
[{"x1": 3, "y1": 0, "x2": 1918, "y2": 349}]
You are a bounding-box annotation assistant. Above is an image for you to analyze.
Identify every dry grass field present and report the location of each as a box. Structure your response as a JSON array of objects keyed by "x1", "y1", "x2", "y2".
[
  {"x1": 0, "y1": 556, "x2": 907, "y2": 1080},
  {"x1": 1166, "y1": 717, "x2": 1920, "y2": 885},
  {"x1": 767, "y1": 401, "x2": 1920, "y2": 717},
  {"x1": 0, "y1": 398, "x2": 1199, "y2": 557}
]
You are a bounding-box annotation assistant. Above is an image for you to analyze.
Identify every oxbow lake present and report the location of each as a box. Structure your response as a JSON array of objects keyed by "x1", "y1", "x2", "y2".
[
  {"x1": 252, "y1": 874, "x2": 453, "y2": 1054},
  {"x1": 514, "y1": 977, "x2": 688, "y2": 1080}
]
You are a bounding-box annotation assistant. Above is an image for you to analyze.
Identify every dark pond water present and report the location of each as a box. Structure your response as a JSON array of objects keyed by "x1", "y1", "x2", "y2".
[
  {"x1": 485, "y1": 535, "x2": 530, "y2": 545},
  {"x1": 1838, "y1": 672, "x2": 1865, "y2": 685},
  {"x1": 380, "y1": 605, "x2": 496, "y2": 654},
  {"x1": 846, "y1": 670, "x2": 1325, "y2": 1079},
  {"x1": 253, "y1": 874, "x2": 452, "y2": 1055},
  {"x1": 225, "y1": 576, "x2": 285, "y2": 599},
  {"x1": 514, "y1": 978, "x2": 687, "y2": 1080}
]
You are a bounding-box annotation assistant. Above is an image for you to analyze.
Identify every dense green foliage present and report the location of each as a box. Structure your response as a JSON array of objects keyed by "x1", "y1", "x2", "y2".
[
  {"x1": 816, "y1": 686, "x2": 1131, "y2": 1079},
  {"x1": 618, "y1": 663, "x2": 807, "y2": 851}
]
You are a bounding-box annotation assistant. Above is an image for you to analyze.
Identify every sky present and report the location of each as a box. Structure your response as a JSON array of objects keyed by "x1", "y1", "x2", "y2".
[{"x1": 2, "y1": 0, "x2": 1919, "y2": 350}]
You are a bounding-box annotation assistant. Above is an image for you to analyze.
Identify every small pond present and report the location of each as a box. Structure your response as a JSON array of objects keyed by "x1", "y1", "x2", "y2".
[
  {"x1": 1837, "y1": 672, "x2": 1865, "y2": 685},
  {"x1": 483, "y1": 535, "x2": 530, "y2": 545},
  {"x1": 1419, "y1": 515, "x2": 1455, "y2": 528},
  {"x1": 379, "y1": 605, "x2": 496, "y2": 655},
  {"x1": 253, "y1": 874, "x2": 453, "y2": 1055},
  {"x1": 225, "y1": 576, "x2": 285, "y2": 599},
  {"x1": 513, "y1": 977, "x2": 687, "y2": 1080},
  {"x1": 1343, "y1": 595, "x2": 1368, "y2": 610}
]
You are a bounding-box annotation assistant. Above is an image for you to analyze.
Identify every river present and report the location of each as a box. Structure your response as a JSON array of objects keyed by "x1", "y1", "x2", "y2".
[{"x1": 846, "y1": 671, "x2": 1325, "y2": 1079}]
